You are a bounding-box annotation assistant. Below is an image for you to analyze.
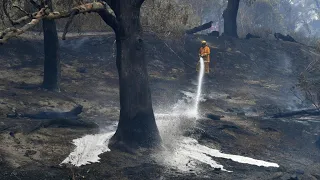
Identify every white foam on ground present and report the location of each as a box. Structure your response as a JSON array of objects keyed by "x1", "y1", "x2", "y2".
[
  {"x1": 153, "y1": 136, "x2": 279, "y2": 172},
  {"x1": 180, "y1": 137, "x2": 279, "y2": 169},
  {"x1": 61, "y1": 132, "x2": 114, "y2": 166},
  {"x1": 154, "y1": 114, "x2": 279, "y2": 173},
  {"x1": 62, "y1": 119, "x2": 279, "y2": 172}
]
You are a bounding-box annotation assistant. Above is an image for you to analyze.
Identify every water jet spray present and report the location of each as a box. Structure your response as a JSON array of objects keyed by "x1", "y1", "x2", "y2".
[{"x1": 193, "y1": 57, "x2": 205, "y2": 119}]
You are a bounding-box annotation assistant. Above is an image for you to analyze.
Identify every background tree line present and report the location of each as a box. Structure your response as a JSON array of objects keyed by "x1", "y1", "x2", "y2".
[{"x1": 1, "y1": 0, "x2": 319, "y2": 45}]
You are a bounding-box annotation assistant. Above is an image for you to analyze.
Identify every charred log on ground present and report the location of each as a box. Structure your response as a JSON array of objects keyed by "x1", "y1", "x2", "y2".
[
  {"x1": 6, "y1": 105, "x2": 98, "y2": 131},
  {"x1": 208, "y1": 31, "x2": 219, "y2": 37},
  {"x1": 7, "y1": 105, "x2": 83, "y2": 120},
  {"x1": 246, "y1": 33, "x2": 260, "y2": 40},
  {"x1": 206, "y1": 113, "x2": 224, "y2": 120},
  {"x1": 274, "y1": 33, "x2": 297, "y2": 42},
  {"x1": 316, "y1": 137, "x2": 320, "y2": 149},
  {"x1": 272, "y1": 109, "x2": 320, "y2": 118},
  {"x1": 186, "y1": 21, "x2": 213, "y2": 35}
]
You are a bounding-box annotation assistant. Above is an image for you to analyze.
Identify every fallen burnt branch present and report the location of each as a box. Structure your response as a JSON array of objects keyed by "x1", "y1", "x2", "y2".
[
  {"x1": 272, "y1": 109, "x2": 320, "y2": 118},
  {"x1": 25, "y1": 118, "x2": 98, "y2": 133},
  {"x1": 205, "y1": 113, "x2": 224, "y2": 120},
  {"x1": 33, "y1": 118, "x2": 98, "y2": 130},
  {"x1": 245, "y1": 33, "x2": 260, "y2": 39},
  {"x1": 7, "y1": 105, "x2": 98, "y2": 131},
  {"x1": 186, "y1": 21, "x2": 213, "y2": 35},
  {"x1": 0, "y1": 2, "x2": 109, "y2": 43},
  {"x1": 19, "y1": 105, "x2": 83, "y2": 119},
  {"x1": 274, "y1": 33, "x2": 296, "y2": 43},
  {"x1": 316, "y1": 137, "x2": 320, "y2": 149}
]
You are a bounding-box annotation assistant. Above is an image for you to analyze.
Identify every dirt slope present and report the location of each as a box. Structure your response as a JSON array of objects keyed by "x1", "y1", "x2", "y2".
[{"x1": 0, "y1": 33, "x2": 319, "y2": 179}]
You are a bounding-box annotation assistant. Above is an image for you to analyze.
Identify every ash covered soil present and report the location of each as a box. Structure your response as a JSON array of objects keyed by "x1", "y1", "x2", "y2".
[{"x1": 0, "y1": 33, "x2": 319, "y2": 180}]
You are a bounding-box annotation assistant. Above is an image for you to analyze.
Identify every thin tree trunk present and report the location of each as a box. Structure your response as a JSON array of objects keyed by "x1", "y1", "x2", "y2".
[
  {"x1": 218, "y1": 11, "x2": 222, "y2": 33},
  {"x1": 109, "y1": 5, "x2": 161, "y2": 148},
  {"x1": 42, "y1": 0, "x2": 60, "y2": 91},
  {"x1": 223, "y1": 0, "x2": 240, "y2": 37},
  {"x1": 314, "y1": 0, "x2": 320, "y2": 9}
]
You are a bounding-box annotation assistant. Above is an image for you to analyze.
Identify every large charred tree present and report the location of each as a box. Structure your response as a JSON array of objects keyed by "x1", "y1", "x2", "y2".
[
  {"x1": 99, "y1": 0, "x2": 161, "y2": 148},
  {"x1": 223, "y1": 0, "x2": 240, "y2": 37},
  {"x1": 41, "y1": 0, "x2": 60, "y2": 91},
  {"x1": 0, "y1": 0, "x2": 161, "y2": 149}
]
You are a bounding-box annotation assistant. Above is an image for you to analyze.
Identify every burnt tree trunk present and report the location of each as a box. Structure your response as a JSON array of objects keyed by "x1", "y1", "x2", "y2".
[
  {"x1": 106, "y1": 2, "x2": 161, "y2": 148},
  {"x1": 223, "y1": 0, "x2": 240, "y2": 37},
  {"x1": 314, "y1": 0, "x2": 320, "y2": 9},
  {"x1": 42, "y1": 0, "x2": 60, "y2": 91}
]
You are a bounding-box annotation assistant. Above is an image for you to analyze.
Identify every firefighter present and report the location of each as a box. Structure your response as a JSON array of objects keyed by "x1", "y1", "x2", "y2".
[{"x1": 197, "y1": 40, "x2": 211, "y2": 73}]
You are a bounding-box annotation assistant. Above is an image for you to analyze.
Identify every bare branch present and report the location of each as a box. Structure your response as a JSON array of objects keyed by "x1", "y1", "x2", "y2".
[
  {"x1": 135, "y1": 0, "x2": 145, "y2": 7},
  {"x1": 0, "y1": 2, "x2": 117, "y2": 43},
  {"x1": 2, "y1": 0, "x2": 15, "y2": 25},
  {"x1": 102, "y1": 0, "x2": 116, "y2": 11},
  {"x1": 0, "y1": 9, "x2": 45, "y2": 44},
  {"x1": 13, "y1": 5, "x2": 29, "y2": 16},
  {"x1": 29, "y1": 0, "x2": 42, "y2": 9},
  {"x1": 98, "y1": 8, "x2": 118, "y2": 31},
  {"x1": 3, "y1": 0, "x2": 35, "y2": 25},
  {"x1": 62, "y1": 9, "x2": 78, "y2": 40}
]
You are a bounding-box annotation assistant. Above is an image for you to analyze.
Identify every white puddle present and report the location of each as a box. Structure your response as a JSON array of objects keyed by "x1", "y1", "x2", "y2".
[
  {"x1": 61, "y1": 132, "x2": 114, "y2": 166},
  {"x1": 175, "y1": 137, "x2": 279, "y2": 172},
  {"x1": 62, "y1": 119, "x2": 279, "y2": 172}
]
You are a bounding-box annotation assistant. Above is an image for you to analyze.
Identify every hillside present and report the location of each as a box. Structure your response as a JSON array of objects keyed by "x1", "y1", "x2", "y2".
[{"x1": 0, "y1": 34, "x2": 319, "y2": 179}]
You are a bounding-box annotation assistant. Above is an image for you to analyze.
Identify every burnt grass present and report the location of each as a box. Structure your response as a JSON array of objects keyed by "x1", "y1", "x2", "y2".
[{"x1": 0, "y1": 33, "x2": 320, "y2": 179}]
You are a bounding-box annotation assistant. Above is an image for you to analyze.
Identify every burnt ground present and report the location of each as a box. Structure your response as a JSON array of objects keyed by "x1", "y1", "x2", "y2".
[{"x1": 0, "y1": 33, "x2": 319, "y2": 179}]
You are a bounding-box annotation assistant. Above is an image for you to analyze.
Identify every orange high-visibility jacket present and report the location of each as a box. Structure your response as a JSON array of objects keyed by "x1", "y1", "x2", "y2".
[{"x1": 199, "y1": 45, "x2": 211, "y2": 62}]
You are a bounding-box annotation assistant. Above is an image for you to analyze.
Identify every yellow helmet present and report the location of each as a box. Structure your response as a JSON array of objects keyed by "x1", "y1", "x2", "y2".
[{"x1": 201, "y1": 40, "x2": 207, "y2": 44}]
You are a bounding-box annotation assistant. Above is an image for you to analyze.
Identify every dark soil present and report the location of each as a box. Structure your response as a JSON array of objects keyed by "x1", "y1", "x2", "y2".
[{"x1": 0, "y1": 33, "x2": 319, "y2": 179}]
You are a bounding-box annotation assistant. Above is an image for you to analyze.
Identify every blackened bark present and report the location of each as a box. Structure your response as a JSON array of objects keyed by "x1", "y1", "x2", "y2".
[
  {"x1": 314, "y1": 0, "x2": 320, "y2": 9},
  {"x1": 223, "y1": 0, "x2": 240, "y2": 37},
  {"x1": 108, "y1": 3, "x2": 161, "y2": 148},
  {"x1": 42, "y1": 0, "x2": 60, "y2": 91}
]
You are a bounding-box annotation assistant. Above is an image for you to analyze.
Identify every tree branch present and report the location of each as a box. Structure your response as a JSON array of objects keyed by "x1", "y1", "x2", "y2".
[
  {"x1": 0, "y1": 8, "x2": 47, "y2": 43},
  {"x1": 98, "y1": 8, "x2": 118, "y2": 31},
  {"x1": 62, "y1": 9, "x2": 78, "y2": 40},
  {"x1": 2, "y1": 0, "x2": 15, "y2": 25},
  {"x1": 12, "y1": 5, "x2": 29, "y2": 16},
  {"x1": 135, "y1": 0, "x2": 145, "y2": 7},
  {"x1": 3, "y1": 0, "x2": 38, "y2": 26},
  {"x1": 29, "y1": 0, "x2": 42, "y2": 10},
  {"x1": 102, "y1": 0, "x2": 115, "y2": 10},
  {"x1": 0, "y1": 2, "x2": 115, "y2": 43}
]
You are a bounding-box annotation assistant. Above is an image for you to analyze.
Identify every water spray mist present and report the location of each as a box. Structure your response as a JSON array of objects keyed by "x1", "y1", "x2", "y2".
[{"x1": 193, "y1": 57, "x2": 205, "y2": 119}]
